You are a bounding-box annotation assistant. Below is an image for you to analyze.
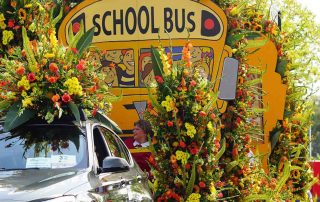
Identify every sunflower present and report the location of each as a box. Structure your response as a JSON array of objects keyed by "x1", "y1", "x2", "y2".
[
  {"x1": 292, "y1": 170, "x2": 301, "y2": 179},
  {"x1": 254, "y1": 25, "x2": 262, "y2": 32},
  {"x1": 18, "y1": 8, "x2": 27, "y2": 20},
  {"x1": 243, "y1": 21, "x2": 251, "y2": 29}
]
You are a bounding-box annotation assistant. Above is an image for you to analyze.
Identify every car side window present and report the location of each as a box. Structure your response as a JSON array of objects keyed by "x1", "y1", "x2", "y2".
[
  {"x1": 93, "y1": 127, "x2": 109, "y2": 167},
  {"x1": 99, "y1": 127, "x2": 127, "y2": 162}
]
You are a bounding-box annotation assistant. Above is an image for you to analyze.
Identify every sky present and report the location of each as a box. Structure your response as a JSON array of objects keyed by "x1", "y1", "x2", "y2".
[{"x1": 296, "y1": 0, "x2": 320, "y2": 22}]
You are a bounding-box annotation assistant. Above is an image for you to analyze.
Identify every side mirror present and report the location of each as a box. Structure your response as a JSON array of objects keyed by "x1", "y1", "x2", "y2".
[
  {"x1": 102, "y1": 157, "x2": 129, "y2": 173},
  {"x1": 218, "y1": 57, "x2": 239, "y2": 100}
]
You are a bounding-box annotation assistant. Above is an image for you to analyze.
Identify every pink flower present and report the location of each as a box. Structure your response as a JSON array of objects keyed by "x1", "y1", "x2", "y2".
[
  {"x1": 27, "y1": 73, "x2": 36, "y2": 82},
  {"x1": 62, "y1": 93, "x2": 71, "y2": 103}
]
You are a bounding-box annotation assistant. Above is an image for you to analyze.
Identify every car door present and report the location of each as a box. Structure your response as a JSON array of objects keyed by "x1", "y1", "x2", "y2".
[
  {"x1": 98, "y1": 126, "x2": 152, "y2": 201},
  {"x1": 91, "y1": 125, "x2": 129, "y2": 201}
]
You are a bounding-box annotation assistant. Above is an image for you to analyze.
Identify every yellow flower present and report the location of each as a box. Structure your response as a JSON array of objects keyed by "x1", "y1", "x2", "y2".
[
  {"x1": 21, "y1": 91, "x2": 27, "y2": 97},
  {"x1": 22, "y1": 97, "x2": 33, "y2": 108},
  {"x1": 64, "y1": 77, "x2": 83, "y2": 96},
  {"x1": 50, "y1": 31, "x2": 58, "y2": 48},
  {"x1": 24, "y1": 3, "x2": 32, "y2": 8},
  {"x1": 207, "y1": 122, "x2": 216, "y2": 134},
  {"x1": 161, "y1": 96, "x2": 175, "y2": 112},
  {"x1": 17, "y1": 76, "x2": 30, "y2": 90},
  {"x1": 185, "y1": 122, "x2": 196, "y2": 138},
  {"x1": 186, "y1": 193, "x2": 201, "y2": 202},
  {"x1": 2, "y1": 30, "x2": 14, "y2": 45},
  {"x1": 175, "y1": 150, "x2": 189, "y2": 165},
  {"x1": 44, "y1": 53, "x2": 55, "y2": 58},
  {"x1": 0, "y1": 21, "x2": 5, "y2": 30},
  {"x1": 0, "y1": 13, "x2": 5, "y2": 21}
]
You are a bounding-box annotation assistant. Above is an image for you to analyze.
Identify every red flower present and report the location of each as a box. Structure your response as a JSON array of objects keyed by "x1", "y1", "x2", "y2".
[
  {"x1": 61, "y1": 93, "x2": 71, "y2": 103},
  {"x1": 155, "y1": 76, "x2": 164, "y2": 84},
  {"x1": 179, "y1": 141, "x2": 186, "y2": 148},
  {"x1": 27, "y1": 73, "x2": 36, "y2": 82},
  {"x1": 92, "y1": 107, "x2": 98, "y2": 116},
  {"x1": 199, "y1": 181, "x2": 206, "y2": 188},
  {"x1": 211, "y1": 113, "x2": 216, "y2": 120},
  {"x1": 49, "y1": 62, "x2": 58, "y2": 72},
  {"x1": 167, "y1": 121, "x2": 174, "y2": 127},
  {"x1": 185, "y1": 163, "x2": 191, "y2": 170},
  {"x1": 71, "y1": 48, "x2": 78, "y2": 54},
  {"x1": 8, "y1": 19, "x2": 15, "y2": 28},
  {"x1": 72, "y1": 22, "x2": 80, "y2": 33},
  {"x1": 199, "y1": 111, "x2": 206, "y2": 117},
  {"x1": 236, "y1": 117, "x2": 241, "y2": 124},
  {"x1": 189, "y1": 80, "x2": 197, "y2": 87},
  {"x1": 76, "y1": 59, "x2": 86, "y2": 71},
  {"x1": 16, "y1": 66, "x2": 25, "y2": 75}
]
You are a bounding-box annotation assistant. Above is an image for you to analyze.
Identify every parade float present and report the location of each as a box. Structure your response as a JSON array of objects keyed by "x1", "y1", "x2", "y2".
[{"x1": 0, "y1": 0, "x2": 319, "y2": 201}]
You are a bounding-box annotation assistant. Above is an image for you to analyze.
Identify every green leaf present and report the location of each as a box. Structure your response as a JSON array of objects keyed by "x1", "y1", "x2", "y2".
[
  {"x1": 76, "y1": 27, "x2": 95, "y2": 56},
  {"x1": 245, "y1": 38, "x2": 268, "y2": 49},
  {"x1": 0, "y1": 101, "x2": 10, "y2": 110},
  {"x1": 22, "y1": 27, "x2": 38, "y2": 73},
  {"x1": 186, "y1": 160, "x2": 197, "y2": 197},
  {"x1": 151, "y1": 46, "x2": 164, "y2": 77},
  {"x1": 226, "y1": 160, "x2": 239, "y2": 173},
  {"x1": 51, "y1": 6, "x2": 63, "y2": 28},
  {"x1": 94, "y1": 111, "x2": 122, "y2": 134},
  {"x1": 4, "y1": 103, "x2": 36, "y2": 132},
  {"x1": 215, "y1": 138, "x2": 226, "y2": 162},
  {"x1": 68, "y1": 102, "x2": 80, "y2": 123},
  {"x1": 226, "y1": 33, "x2": 244, "y2": 47},
  {"x1": 276, "y1": 59, "x2": 288, "y2": 78}
]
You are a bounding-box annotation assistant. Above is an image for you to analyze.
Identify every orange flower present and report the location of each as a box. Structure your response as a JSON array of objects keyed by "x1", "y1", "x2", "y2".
[
  {"x1": 10, "y1": 0, "x2": 17, "y2": 8},
  {"x1": 51, "y1": 94, "x2": 60, "y2": 103},
  {"x1": 46, "y1": 76, "x2": 59, "y2": 83},
  {"x1": 49, "y1": 62, "x2": 58, "y2": 72}
]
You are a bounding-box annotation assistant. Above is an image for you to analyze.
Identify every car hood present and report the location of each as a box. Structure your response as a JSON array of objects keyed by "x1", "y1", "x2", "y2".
[{"x1": 0, "y1": 168, "x2": 90, "y2": 201}]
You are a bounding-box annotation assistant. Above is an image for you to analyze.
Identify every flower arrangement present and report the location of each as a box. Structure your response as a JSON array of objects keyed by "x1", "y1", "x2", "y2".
[
  {"x1": 0, "y1": 2, "x2": 116, "y2": 131},
  {"x1": 144, "y1": 42, "x2": 224, "y2": 201}
]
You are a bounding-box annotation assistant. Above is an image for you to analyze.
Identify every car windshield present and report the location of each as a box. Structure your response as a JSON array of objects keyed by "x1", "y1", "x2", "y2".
[{"x1": 0, "y1": 124, "x2": 88, "y2": 170}]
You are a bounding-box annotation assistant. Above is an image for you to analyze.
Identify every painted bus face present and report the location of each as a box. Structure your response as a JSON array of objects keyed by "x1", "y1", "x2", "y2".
[{"x1": 58, "y1": 0, "x2": 235, "y2": 135}]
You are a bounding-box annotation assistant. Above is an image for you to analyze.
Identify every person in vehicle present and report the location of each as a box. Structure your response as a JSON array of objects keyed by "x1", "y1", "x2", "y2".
[{"x1": 124, "y1": 119, "x2": 153, "y2": 173}]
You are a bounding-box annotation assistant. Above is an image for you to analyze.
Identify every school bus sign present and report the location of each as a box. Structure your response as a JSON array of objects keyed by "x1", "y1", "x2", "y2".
[
  {"x1": 58, "y1": 0, "x2": 239, "y2": 135},
  {"x1": 59, "y1": 0, "x2": 224, "y2": 43}
]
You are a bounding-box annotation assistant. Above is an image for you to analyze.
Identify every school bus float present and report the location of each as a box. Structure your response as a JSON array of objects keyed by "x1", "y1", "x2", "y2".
[{"x1": 58, "y1": 0, "x2": 286, "y2": 170}]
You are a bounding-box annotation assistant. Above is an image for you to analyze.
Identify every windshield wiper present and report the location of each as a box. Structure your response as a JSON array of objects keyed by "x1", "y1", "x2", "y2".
[{"x1": 0, "y1": 167, "x2": 40, "y2": 171}]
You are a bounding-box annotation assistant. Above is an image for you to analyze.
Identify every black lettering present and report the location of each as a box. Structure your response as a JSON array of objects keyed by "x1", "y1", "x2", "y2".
[
  {"x1": 175, "y1": 9, "x2": 185, "y2": 33},
  {"x1": 93, "y1": 14, "x2": 101, "y2": 36},
  {"x1": 138, "y1": 6, "x2": 149, "y2": 34},
  {"x1": 102, "y1": 11, "x2": 111, "y2": 35},
  {"x1": 164, "y1": 8, "x2": 173, "y2": 32},
  {"x1": 187, "y1": 12, "x2": 195, "y2": 32},
  {"x1": 151, "y1": 7, "x2": 159, "y2": 33},
  {"x1": 125, "y1": 7, "x2": 137, "y2": 35},
  {"x1": 113, "y1": 9, "x2": 124, "y2": 35}
]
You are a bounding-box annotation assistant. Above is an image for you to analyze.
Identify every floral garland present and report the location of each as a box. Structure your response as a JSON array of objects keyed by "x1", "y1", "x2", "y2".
[
  {"x1": 144, "y1": 43, "x2": 223, "y2": 201},
  {"x1": 0, "y1": 1, "x2": 116, "y2": 131}
]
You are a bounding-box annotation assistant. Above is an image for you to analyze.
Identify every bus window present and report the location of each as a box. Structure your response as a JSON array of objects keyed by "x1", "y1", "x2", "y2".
[{"x1": 100, "y1": 49, "x2": 135, "y2": 87}]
